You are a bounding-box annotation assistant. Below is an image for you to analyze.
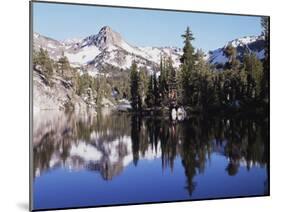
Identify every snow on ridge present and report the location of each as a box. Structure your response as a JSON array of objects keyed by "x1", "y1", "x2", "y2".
[
  {"x1": 209, "y1": 35, "x2": 265, "y2": 65},
  {"x1": 65, "y1": 45, "x2": 101, "y2": 65},
  {"x1": 47, "y1": 43, "x2": 57, "y2": 49},
  {"x1": 34, "y1": 32, "x2": 40, "y2": 39},
  {"x1": 62, "y1": 37, "x2": 83, "y2": 46},
  {"x1": 209, "y1": 48, "x2": 228, "y2": 65},
  {"x1": 225, "y1": 35, "x2": 262, "y2": 48}
]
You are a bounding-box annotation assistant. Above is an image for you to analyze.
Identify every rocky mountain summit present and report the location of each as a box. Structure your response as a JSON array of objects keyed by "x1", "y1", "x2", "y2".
[
  {"x1": 34, "y1": 26, "x2": 182, "y2": 75},
  {"x1": 208, "y1": 35, "x2": 265, "y2": 68}
]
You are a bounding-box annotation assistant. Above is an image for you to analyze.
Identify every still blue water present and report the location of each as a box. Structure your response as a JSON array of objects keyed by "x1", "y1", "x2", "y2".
[{"x1": 32, "y1": 110, "x2": 268, "y2": 210}]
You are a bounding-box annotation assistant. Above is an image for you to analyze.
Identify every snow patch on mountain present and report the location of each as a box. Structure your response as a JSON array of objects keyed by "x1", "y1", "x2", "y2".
[
  {"x1": 226, "y1": 36, "x2": 261, "y2": 48},
  {"x1": 62, "y1": 37, "x2": 83, "y2": 46},
  {"x1": 65, "y1": 45, "x2": 101, "y2": 65},
  {"x1": 208, "y1": 48, "x2": 228, "y2": 65}
]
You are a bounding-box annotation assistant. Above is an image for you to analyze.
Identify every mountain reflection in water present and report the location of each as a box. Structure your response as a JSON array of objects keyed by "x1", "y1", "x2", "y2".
[{"x1": 33, "y1": 109, "x2": 269, "y2": 209}]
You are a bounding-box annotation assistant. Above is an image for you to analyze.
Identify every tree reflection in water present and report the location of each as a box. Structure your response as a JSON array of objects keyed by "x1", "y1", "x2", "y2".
[{"x1": 33, "y1": 109, "x2": 268, "y2": 196}]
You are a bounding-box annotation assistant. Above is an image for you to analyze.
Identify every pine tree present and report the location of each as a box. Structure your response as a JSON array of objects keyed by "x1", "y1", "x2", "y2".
[
  {"x1": 34, "y1": 47, "x2": 53, "y2": 81},
  {"x1": 261, "y1": 17, "x2": 269, "y2": 51},
  {"x1": 153, "y1": 72, "x2": 161, "y2": 107},
  {"x1": 180, "y1": 27, "x2": 195, "y2": 65},
  {"x1": 223, "y1": 45, "x2": 240, "y2": 70},
  {"x1": 145, "y1": 75, "x2": 154, "y2": 108},
  {"x1": 195, "y1": 49, "x2": 208, "y2": 74},
  {"x1": 180, "y1": 27, "x2": 196, "y2": 106},
  {"x1": 58, "y1": 51, "x2": 71, "y2": 78},
  {"x1": 261, "y1": 17, "x2": 269, "y2": 102},
  {"x1": 244, "y1": 53, "x2": 263, "y2": 100},
  {"x1": 195, "y1": 49, "x2": 211, "y2": 109},
  {"x1": 212, "y1": 74, "x2": 222, "y2": 108},
  {"x1": 166, "y1": 57, "x2": 177, "y2": 108},
  {"x1": 139, "y1": 68, "x2": 148, "y2": 106},
  {"x1": 130, "y1": 61, "x2": 142, "y2": 111},
  {"x1": 159, "y1": 55, "x2": 168, "y2": 105}
]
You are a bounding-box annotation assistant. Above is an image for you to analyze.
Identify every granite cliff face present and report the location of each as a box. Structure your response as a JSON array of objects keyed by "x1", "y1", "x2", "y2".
[{"x1": 33, "y1": 67, "x2": 96, "y2": 112}]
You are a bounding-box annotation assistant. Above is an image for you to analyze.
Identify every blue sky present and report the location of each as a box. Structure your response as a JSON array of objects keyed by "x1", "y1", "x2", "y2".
[{"x1": 33, "y1": 2, "x2": 262, "y2": 52}]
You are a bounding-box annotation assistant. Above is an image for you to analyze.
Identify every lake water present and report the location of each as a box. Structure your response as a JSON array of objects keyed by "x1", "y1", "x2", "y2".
[{"x1": 32, "y1": 109, "x2": 269, "y2": 210}]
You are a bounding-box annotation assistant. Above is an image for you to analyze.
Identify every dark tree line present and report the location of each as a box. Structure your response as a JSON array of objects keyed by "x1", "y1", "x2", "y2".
[{"x1": 129, "y1": 18, "x2": 269, "y2": 115}]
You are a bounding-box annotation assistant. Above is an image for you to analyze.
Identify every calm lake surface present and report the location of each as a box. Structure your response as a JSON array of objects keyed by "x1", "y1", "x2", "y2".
[{"x1": 33, "y1": 109, "x2": 269, "y2": 210}]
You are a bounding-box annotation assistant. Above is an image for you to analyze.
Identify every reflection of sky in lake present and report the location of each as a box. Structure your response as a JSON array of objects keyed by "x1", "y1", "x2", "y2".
[{"x1": 32, "y1": 110, "x2": 268, "y2": 210}]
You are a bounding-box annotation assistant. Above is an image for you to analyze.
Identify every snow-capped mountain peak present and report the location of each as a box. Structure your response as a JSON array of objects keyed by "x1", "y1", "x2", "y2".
[
  {"x1": 96, "y1": 26, "x2": 123, "y2": 48},
  {"x1": 224, "y1": 35, "x2": 263, "y2": 48},
  {"x1": 79, "y1": 26, "x2": 124, "y2": 50},
  {"x1": 33, "y1": 26, "x2": 183, "y2": 72},
  {"x1": 208, "y1": 35, "x2": 265, "y2": 67}
]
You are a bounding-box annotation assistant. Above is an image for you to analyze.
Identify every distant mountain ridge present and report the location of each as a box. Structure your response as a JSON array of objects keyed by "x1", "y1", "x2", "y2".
[
  {"x1": 34, "y1": 26, "x2": 182, "y2": 75},
  {"x1": 34, "y1": 26, "x2": 265, "y2": 74},
  {"x1": 207, "y1": 35, "x2": 265, "y2": 67}
]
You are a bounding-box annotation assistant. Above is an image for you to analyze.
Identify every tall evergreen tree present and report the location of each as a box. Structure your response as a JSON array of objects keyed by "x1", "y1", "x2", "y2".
[
  {"x1": 261, "y1": 17, "x2": 269, "y2": 102},
  {"x1": 153, "y1": 72, "x2": 161, "y2": 107},
  {"x1": 139, "y1": 68, "x2": 148, "y2": 106},
  {"x1": 195, "y1": 49, "x2": 208, "y2": 74},
  {"x1": 180, "y1": 27, "x2": 195, "y2": 65},
  {"x1": 58, "y1": 51, "x2": 71, "y2": 78},
  {"x1": 243, "y1": 53, "x2": 263, "y2": 100},
  {"x1": 159, "y1": 56, "x2": 168, "y2": 105},
  {"x1": 195, "y1": 49, "x2": 212, "y2": 109},
  {"x1": 261, "y1": 17, "x2": 269, "y2": 52},
  {"x1": 166, "y1": 57, "x2": 177, "y2": 107},
  {"x1": 145, "y1": 75, "x2": 154, "y2": 108},
  {"x1": 34, "y1": 47, "x2": 53, "y2": 81},
  {"x1": 180, "y1": 27, "x2": 196, "y2": 106},
  {"x1": 130, "y1": 61, "x2": 142, "y2": 111},
  {"x1": 223, "y1": 45, "x2": 240, "y2": 70}
]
